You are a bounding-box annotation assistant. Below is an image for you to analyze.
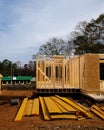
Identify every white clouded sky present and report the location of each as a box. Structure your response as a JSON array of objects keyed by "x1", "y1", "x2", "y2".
[{"x1": 0, "y1": 0, "x2": 104, "y2": 63}]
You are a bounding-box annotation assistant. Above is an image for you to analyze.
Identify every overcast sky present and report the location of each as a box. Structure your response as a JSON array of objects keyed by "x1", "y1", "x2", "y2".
[{"x1": 0, "y1": 0, "x2": 104, "y2": 64}]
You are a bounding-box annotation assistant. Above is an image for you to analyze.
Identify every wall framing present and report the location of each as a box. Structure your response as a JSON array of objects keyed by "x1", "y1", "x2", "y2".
[{"x1": 36, "y1": 54, "x2": 104, "y2": 94}]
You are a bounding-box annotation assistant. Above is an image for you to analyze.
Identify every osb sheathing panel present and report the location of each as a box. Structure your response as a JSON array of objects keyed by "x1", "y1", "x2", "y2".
[
  {"x1": 68, "y1": 54, "x2": 100, "y2": 91},
  {"x1": 69, "y1": 57, "x2": 80, "y2": 88},
  {"x1": 79, "y1": 55, "x2": 85, "y2": 89},
  {"x1": 83, "y1": 54, "x2": 100, "y2": 91}
]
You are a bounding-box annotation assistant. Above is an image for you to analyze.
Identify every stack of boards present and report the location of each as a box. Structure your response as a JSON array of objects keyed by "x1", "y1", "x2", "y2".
[
  {"x1": 14, "y1": 95, "x2": 94, "y2": 121},
  {"x1": 91, "y1": 104, "x2": 104, "y2": 120}
]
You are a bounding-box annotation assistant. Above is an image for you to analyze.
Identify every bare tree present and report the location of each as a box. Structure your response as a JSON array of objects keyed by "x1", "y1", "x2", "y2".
[{"x1": 37, "y1": 38, "x2": 66, "y2": 55}]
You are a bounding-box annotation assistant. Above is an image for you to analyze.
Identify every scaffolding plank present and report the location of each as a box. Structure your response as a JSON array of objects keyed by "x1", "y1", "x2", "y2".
[
  {"x1": 51, "y1": 114, "x2": 77, "y2": 120},
  {"x1": 31, "y1": 98, "x2": 39, "y2": 116},
  {"x1": 39, "y1": 97, "x2": 51, "y2": 120},
  {"x1": 14, "y1": 98, "x2": 28, "y2": 121},
  {"x1": 27, "y1": 100, "x2": 33, "y2": 116},
  {"x1": 91, "y1": 107, "x2": 104, "y2": 120},
  {"x1": 92, "y1": 105, "x2": 104, "y2": 116},
  {"x1": 44, "y1": 97, "x2": 61, "y2": 114},
  {"x1": 52, "y1": 100, "x2": 69, "y2": 113},
  {"x1": 56, "y1": 95, "x2": 93, "y2": 119},
  {"x1": 23, "y1": 100, "x2": 33, "y2": 116},
  {"x1": 50, "y1": 96, "x2": 77, "y2": 114}
]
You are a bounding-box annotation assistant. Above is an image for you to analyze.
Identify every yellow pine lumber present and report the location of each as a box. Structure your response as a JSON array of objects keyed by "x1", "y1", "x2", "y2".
[
  {"x1": 56, "y1": 95, "x2": 93, "y2": 119},
  {"x1": 44, "y1": 97, "x2": 61, "y2": 114},
  {"x1": 53, "y1": 100, "x2": 69, "y2": 113},
  {"x1": 39, "y1": 96, "x2": 51, "y2": 120},
  {"x1": 91, "y1": 107, "x2": 104, "y2": 120},
  {"x1": 23, "y1": 100, "x2": 33, "y2": 116},
  {"x1": 26, "y1": 100, "x2": 33, "y2": 116},
  {"x1": 100, "y1": 106, "x2": 104, "y2": 111},
  {"x1": 14, "y1": 98, "x2": 28, "y2": 121},
  {"x1": 31, "y1": 98, "x2": 39, "y2": 116},
  {"x1": 51, "y1": 96, "x2": 77, "y2": 113},
  {"x1": 51, "y1": 114, "x2": 77, "y2": 120},
  {"x1": 23, "y1": 100, "x2": 29, "y2": 116},
  {"x1": 92, "y1": 105, "x2": 104, "y2": 115}
]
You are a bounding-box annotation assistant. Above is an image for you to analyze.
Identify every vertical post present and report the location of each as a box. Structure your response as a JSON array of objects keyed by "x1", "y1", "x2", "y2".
[
  {"x1": 53, "y1": 59, "x2": 55, "y2": 88},
  {"x1": 79, "y1": 56, "x2": 80, "y2": 88},
  {"x1": 36, "y1": 56, "x2": 38, "y2": 88},
  {"x1": 11, "y1": 62, "x2": 13, "y2": 85},
  {"x1": 62, "y1": 61, "x2": 65, "y2": 88}
]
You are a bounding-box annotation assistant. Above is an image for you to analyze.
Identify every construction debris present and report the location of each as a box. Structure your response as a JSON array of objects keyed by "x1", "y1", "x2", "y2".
[{"x1": 14, "y1": 96, "x2": 93, "y2": 121}]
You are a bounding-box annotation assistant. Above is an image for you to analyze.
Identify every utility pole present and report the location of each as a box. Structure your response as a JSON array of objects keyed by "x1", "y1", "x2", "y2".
[{"x1": 11, "y1": 63, "x2": 13, "y2": 85}]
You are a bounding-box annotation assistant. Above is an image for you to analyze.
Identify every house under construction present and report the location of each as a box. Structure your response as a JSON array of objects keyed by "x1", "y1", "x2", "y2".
[{"x1": 36, "y1": 54, "x2": 104, "y2": 94}]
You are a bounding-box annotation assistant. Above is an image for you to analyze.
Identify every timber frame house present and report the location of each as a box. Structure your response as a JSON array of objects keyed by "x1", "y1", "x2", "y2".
[{"x1": 36, "y1": 54, "x2": 104, "y2": 94}]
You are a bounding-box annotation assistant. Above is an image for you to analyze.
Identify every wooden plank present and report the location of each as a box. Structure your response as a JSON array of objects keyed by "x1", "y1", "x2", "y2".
[
  {"x1": 39, "y1": 96, "x2": 51, "y2": 120},
  {"x1": 56, "y1": 95, "x2": 93, "y2": 119},
  {"x1": 31, "y1": 98, "x2": 39, "y2": 116},
  {"x1": 51, "y1": 114, "x2": 77, "y2": 120},
  {"x1": 37, "y1": 66, "x2": 51, "y2": 82},
  {"x1": 23, "y1": 100, "x2": 33, "y2": 116},
  {"x1": 27, "y1": 100, "x2": 33, "y2": 116},
  {"x1": 44, "y1": 97, "x2": 61, "y2": 114},
  {"x1": 92, "y1": 105, "x2": 104, "y2": 115},
  {"x1": 53, "y1": 100, "x2": 69, "y2": 113},
  {"x1": 91, "y1": 107, "x2": 104, "y2": 120},
  {"x1": 50, "y1": 96, "x2": 77, "y2": 114},
  {"x1": 14, "y1": 98, "x2": 28, "y2": 121}
]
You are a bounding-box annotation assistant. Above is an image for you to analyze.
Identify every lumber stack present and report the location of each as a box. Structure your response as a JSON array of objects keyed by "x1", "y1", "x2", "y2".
[
  {"x1": 39, "y1": 96, "x2": 77, "y2": 120},
  {"x1": 14, "y1": 96, "x2": 93, "y2": 121},
  {"x1": 14, "y1": 98, "x2": 39, "y2": 121},
  {"x1": 91, "y1": 104, "x2": 104, "y2": 120}
]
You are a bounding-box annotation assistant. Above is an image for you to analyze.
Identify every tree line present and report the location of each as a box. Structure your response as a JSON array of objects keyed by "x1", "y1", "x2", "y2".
[{"x1": 0, "y1": 59, "x2": 36, "y2": 77}]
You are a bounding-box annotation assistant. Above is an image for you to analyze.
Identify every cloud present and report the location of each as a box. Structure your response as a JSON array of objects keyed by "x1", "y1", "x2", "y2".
[{"x1": 0, "y1": 0, "x2": 104, "y2": 63}]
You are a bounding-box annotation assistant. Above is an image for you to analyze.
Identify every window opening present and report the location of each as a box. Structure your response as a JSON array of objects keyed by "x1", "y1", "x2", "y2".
[
  {"x1": 100, "y1": 59, "x2": 104, "y2": 80},
  {"x1": 56, "y1": 66, "x2": 62, "y2": 80},
  {"x1": 46, "y1": 66, "x2": 51, "y2": 78}
]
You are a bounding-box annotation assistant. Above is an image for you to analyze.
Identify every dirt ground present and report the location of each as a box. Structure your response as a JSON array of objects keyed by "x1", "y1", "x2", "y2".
[{"x1": 0, "y1": 90, "x2": 104, "y2": 130}]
